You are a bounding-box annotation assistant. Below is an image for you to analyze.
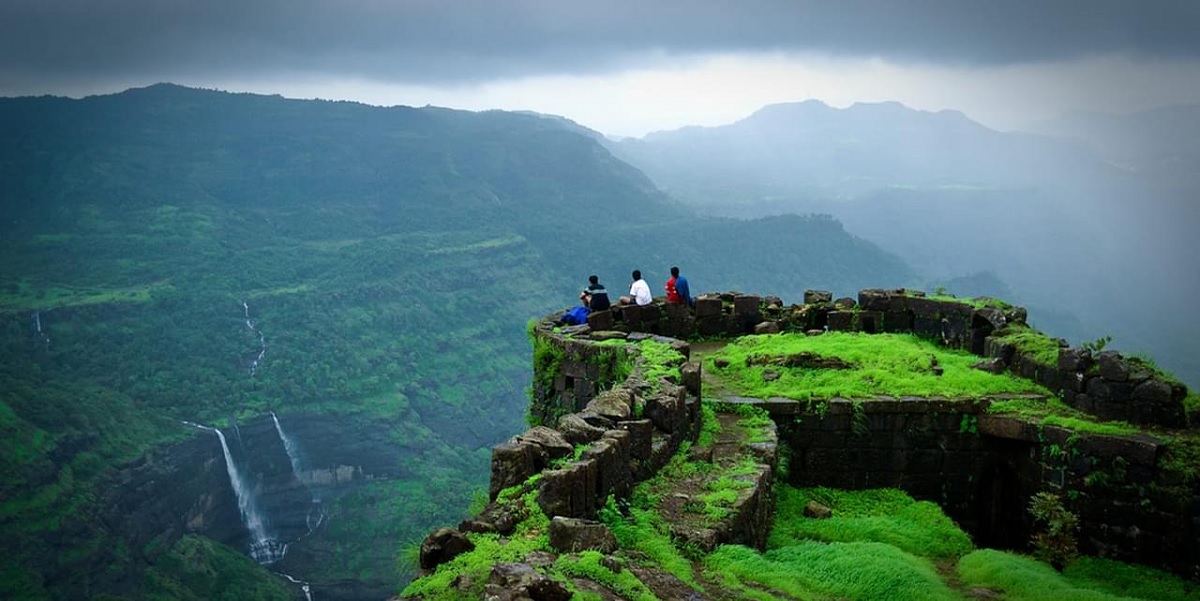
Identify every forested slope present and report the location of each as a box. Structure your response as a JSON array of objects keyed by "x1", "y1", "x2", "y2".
[{"x1": 0, "y1": 85, "x2": 916, "y2": 599}]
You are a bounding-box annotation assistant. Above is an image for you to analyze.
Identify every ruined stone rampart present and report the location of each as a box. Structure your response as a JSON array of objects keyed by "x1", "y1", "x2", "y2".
[{"x1": 419, "y1": 289, "x2": 1199, "y2": 586}]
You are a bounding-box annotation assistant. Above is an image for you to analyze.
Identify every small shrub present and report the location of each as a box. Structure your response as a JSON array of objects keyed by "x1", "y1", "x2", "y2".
[{"x1": 1028, "y1": 492, "x2": 1078, "y2": 570}]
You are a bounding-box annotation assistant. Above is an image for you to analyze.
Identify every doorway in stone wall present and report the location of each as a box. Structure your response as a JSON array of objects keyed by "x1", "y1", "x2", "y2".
[{"x1": 974, "y1": 445, "x2": 1028, "y2": 550}]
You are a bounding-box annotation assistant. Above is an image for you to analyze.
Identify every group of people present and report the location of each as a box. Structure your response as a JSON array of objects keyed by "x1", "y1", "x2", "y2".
[{"x1": 579, "y1": 267, "x2": 694, "y2": 311}]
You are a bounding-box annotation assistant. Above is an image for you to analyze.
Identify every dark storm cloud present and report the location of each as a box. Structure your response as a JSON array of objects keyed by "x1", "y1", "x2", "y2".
[{"x1": 2, "y1": 0, "x2": 1197, "y2": 89}]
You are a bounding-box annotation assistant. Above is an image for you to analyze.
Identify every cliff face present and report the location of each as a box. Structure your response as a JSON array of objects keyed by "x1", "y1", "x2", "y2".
[{"x1": 85, "y1": 412, "x2": 417, "y2": 600}]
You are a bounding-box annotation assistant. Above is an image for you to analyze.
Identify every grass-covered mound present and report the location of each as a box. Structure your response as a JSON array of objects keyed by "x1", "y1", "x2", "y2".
[
  {"x1": 706, "y1": 486, "x2": 1199, "y2": 601},
  {"x1": 705, "y1": 332, "x2": 1047, "y2": 400},
  {"x1": 959, "y1": 550, "x2": 1200, "y2": 601},
  {"x1": 769, "y1": 487, "x2": 973, "y2": 558}
]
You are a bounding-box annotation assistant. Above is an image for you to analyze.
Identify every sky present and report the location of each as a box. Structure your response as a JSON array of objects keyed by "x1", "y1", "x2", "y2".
[{"x1": 2, "y1": 0, "x2": 1199, "y2": 137}]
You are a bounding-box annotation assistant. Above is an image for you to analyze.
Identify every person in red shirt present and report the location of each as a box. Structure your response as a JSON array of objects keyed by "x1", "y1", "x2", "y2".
[{"x1": 665, "y1": 266, "x2": 692, "y2": 306}]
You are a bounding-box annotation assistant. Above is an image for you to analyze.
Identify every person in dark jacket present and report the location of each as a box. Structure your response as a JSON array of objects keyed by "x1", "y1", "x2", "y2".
[{"x1": 580, "y1": 275, "x2": 611, "y2": 311}]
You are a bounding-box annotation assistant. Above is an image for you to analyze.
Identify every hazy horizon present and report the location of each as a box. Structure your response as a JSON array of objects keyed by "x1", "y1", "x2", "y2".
[{"x1": 3, "y1": 1, "x2": 1199, "y2": 137}]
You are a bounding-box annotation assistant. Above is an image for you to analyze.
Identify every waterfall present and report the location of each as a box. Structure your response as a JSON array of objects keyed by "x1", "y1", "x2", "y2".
[
  {"x1": 278, "y1": 571, "x2": 314, "y2": 601},
  {"x1": 271, "y1": 412, "x2": 304, "y2": 482},
  {"x1": 185, "y1": 421, "x2": 285, "y2": 564},
  {"x1": 31, "y1": 311, "x2": 50, "y2": 348},
  {"x1": 271, "y1": 412, "x2": 327, "y2": 527},
  {"x1": 242, "y1": 300, "x2": 267, "y2": 377}
]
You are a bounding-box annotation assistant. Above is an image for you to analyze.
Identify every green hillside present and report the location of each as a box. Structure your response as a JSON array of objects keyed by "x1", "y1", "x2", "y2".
[{"x1": 0, "y1": 85, "x2": 917, "y2": 599}]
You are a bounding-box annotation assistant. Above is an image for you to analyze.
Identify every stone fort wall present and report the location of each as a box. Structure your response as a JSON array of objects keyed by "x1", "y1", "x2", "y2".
[{"x1": 522, "y1": 289, "x2": 1199, "y2": 579}]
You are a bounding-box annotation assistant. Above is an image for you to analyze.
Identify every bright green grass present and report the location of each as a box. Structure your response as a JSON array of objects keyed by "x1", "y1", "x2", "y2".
[
  {"x1": 600, "y1": 504, "x2": 698, "y2": 589},
  {"x1": 987, "y1": 398, "x2": 1142, "y2": 436},
  {"x1": 400, "y1": 485, "x2": 552, "y2": 600},
  {"x1": 637, "y1": 339, "x2": 685, "y2": 385},
  {"x1": 992, "y1": 325, "x2": 1061, "y2": 366},
  {"x1": 769, "y1": 486, "x2": 974, "y2": 558},
  {"x1": 707, "y1": 332, "x2": 1047, "y2": 400},
  {"x1": 555, "y1": 551, "x2": 657, "y2": 601},
  {"x1": 918, "y1": 291, "x2": 1013, "y2": 310},
  {"x1": 706, "y1": 541, "x2": 961, "y2": 601},
  {"x1": 0, "y1": 281, "x2": 171, "y2": 311},
  {"x1": 958, "y1": 550, "x2": 1200, "y2": 601}
]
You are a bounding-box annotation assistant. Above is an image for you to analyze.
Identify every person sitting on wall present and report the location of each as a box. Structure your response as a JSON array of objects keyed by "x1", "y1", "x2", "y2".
[
  {"x1": 665, "y1": 266, "x2": 694, "y2": 307},
  {"x1": 579, "y1": 275, "x2": 611, "y2": 311},
  {"x1": 619, "y1": 269, "x2": 653, "y2": 306}
]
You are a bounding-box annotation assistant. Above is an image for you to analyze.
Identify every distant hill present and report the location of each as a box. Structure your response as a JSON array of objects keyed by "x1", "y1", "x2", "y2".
[
  {"x1": 608, "y1": 100, "x2": 1200, "y2": 387},
  {"x1": 0, "y1": 85, "x2": 916, "y2": 600}
]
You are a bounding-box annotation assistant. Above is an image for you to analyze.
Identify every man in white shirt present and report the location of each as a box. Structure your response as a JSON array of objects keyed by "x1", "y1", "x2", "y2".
[{"x1": 621, "y1": 269, "x2": 653, "y2": 306}]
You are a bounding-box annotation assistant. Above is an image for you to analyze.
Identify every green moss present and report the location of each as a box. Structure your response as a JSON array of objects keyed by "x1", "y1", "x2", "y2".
[
  {"x1": 957, "y1": 549, "x2": 1199, "y2": 601},
  {"x1": 697, "y1": 402, "x2": 720, "y2": 448},
  {"x1": 636, "y1": 339, "x2": 685, "y2": 386},
  {"x1": 707, "y1": 332, "x2": 1046, "y2": 401},
  {"x1": 769, "y1": 487, "x2": 973, "y2": 559},
  {"x1": 987, "y1": 398, "x2": 1141, "y2": 436},
  {"x1": 599, "y1": 502, "x2": 698, "y2": 589},
  {"x1": 402, "y1": 485, "x2": 551, "y2": 599},
  {"x1": 554, "y1": 551, "x2": 657, "y2": 601},
  {"x1": 992, "y1": 325, "x2": 1060, "y2": 366}
]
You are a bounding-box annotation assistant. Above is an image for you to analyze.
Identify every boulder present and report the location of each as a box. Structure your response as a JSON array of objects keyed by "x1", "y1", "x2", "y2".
[
  {"x1": 419, "y1": 527, "x2": 475, "y2": 571},
  {"x1": 1058, "y1": 347, "x2": 1093, "y2": 373},
  {"x1": 586, "y1": 387, "x2": 633, "y2": 421},
  {"x1": 754, "y1": 321, "x2": 781, "y2": 334},
  {"x1": 833, "y1": 297, "x2": 857, "y2": 309},
  {"x1": 1098, "y1": 352, "x2": 1130, "y2": 382},
  {"x1": 557, "y1": 413, "x2": 608, "y2": 445},
  {"x1": 515, "y1": 426, "x2": 574, "y2": 463},
  {"x1": 804, "y1": 500, "x2": 833, "y2": 519},
  {"x1": 548, "y1": 517, "x2": 619, "y2": 553},
  {"x1": 490, "y1": 441, "x2": 539, "y2": 499},
  {"x1": 971, "y1": 358, "x2": 1007, "y2": 374},
  {"x1": 1131, "y1": 379, "x2": 1173, "y2": 406},
  {"x1": 485, "y1": 563, "x2": 572, "y2": 601}
]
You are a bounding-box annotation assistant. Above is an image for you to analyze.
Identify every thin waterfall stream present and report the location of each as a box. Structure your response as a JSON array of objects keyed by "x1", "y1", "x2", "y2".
[
  {"x1": 183, "y1": 421, "x2": 285, "y2": 564},
  {"x1": 242, "y1": 300, "x2": 267, "y2": 377}
]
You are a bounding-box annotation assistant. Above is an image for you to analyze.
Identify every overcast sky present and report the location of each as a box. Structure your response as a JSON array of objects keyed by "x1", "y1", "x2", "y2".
[{"x1": 2, "y1": 0, "x2": 1199, "y2": 136}]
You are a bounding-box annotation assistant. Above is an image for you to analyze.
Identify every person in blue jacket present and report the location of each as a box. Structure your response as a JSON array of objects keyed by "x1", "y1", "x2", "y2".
[{"x1": 665, "y1": 266, "x2": 694, "y2": 307}]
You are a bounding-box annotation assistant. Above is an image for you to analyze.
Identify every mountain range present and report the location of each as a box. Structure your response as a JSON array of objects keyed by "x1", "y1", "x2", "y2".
[{"x1": 0, "y1": 84, "x2": 915, "y2": 600}]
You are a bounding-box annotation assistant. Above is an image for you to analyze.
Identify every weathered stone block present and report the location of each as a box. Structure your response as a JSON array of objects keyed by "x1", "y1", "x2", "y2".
[
  {"x1": 420, "y1": 527, "x2": 475, "y2": 571},
  {"x1": 680, "y1": 361, "x2": 701, "y2": 399},
  {"x1": 804, "y1": 290, "x2": 833, "y2": 304},
  {"x1": 488, "y1": 443, "x2": 535, "y2": 499},
  {"x1": 857, "y1": 288, "x2": 894, "y2": 311},
  {"x1": 617, "y1": 419, "x2": 654, "y2": 461},
  {"x1": 696, "y1": 315, "x2": 725, "y2": 337},
  {"x1": 644, "y1": 385, "x2": 686, "y2": 434},
  {"x1": 549, "y1": 517, "x2": 618, "y2": 554},
  {"x1": 1098, "y1": 351, "x2": 1130, "y2": 382},
  {"x1": 586, "y1": 309, "x2": 614, "y2": 331},
  {"x1": 882, "y1": 310, "x2": 914, "y2": 333},
  {"x1": 557, "y1": 413, "x2": 608, "y2": 446},
  {"x1": 754, "y1": 321, "x2": 781, "y2": 334},
  {"x1": 538, "y1": 460, "x2": 598, "y2": 518},
  {"x1": 827, "y1": 311, "x2": 854, "y2": 331},
  {"x1": 695, "y1": 297, "x2": 723, "y2": 318},
  {"x1": 486, "y1": 563, "x2": 572, "y2": 601},
  {"x1": 586, "y1": 387, "x2": 633, "y2": 421}
]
